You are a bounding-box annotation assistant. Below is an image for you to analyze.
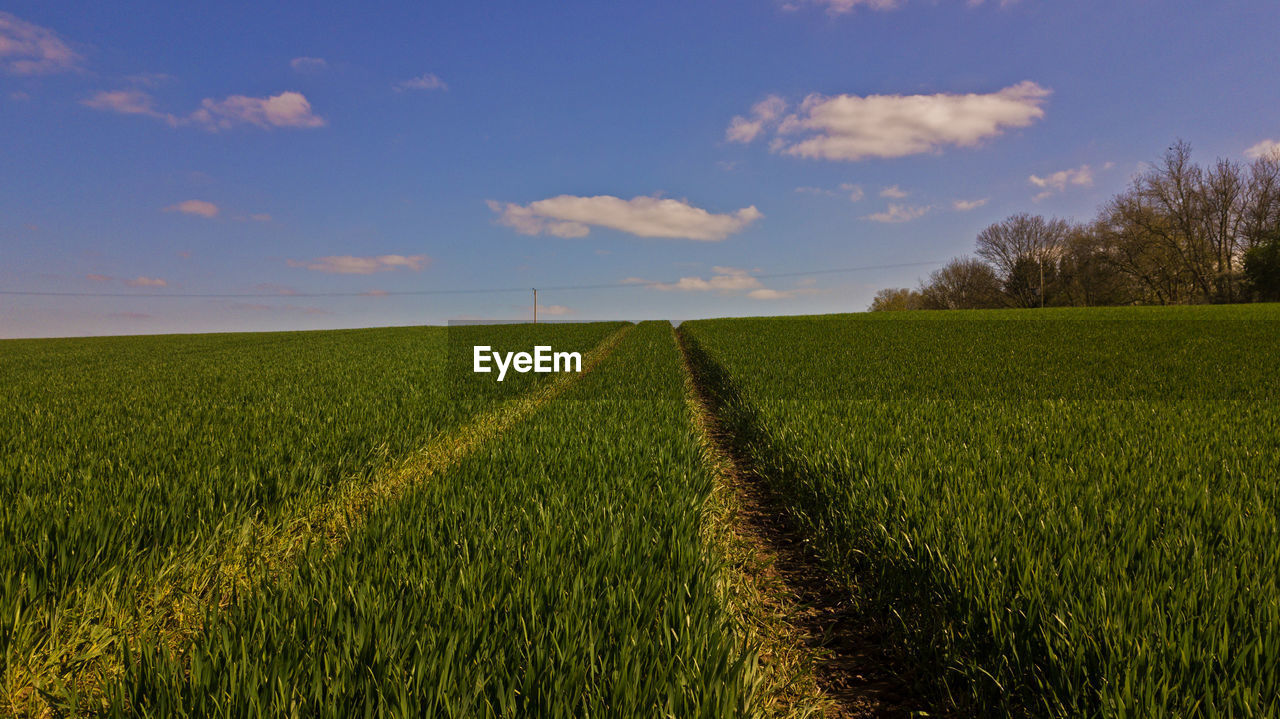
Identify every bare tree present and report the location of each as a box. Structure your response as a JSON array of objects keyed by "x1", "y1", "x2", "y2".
[
  {"x1": 1055, "y1": 224, "x2": 1134, "y2": 307},
  {"x1": 1242, "y1": 152, "x2": 1280, "y2": 251},
  {"x1": 875, "y1": 140, "x2": 1280, "y2": 311},
  {"x1": 1200, "y1": 158, "x2": 1246, "y2": 301},
  {"x1": 918, "y1": 258, "x2": 1005, "y2": 310},
  {"x1": 868, "y1": 287, "x2": 923, "y2": 311},
  {"x1": 1096, "y1": 195, "x2": 1198, "y2": 305},
  {"x1": 1133, "y1": 140, "x2": 1217, "y2": 300},
  {"x1": 975, "y1": 213, "x2": 1071, "y2": 307}
]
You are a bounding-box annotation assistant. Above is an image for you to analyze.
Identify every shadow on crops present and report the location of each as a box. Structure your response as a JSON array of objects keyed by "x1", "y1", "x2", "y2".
[{"x1": 677, "y1": 327, "x2": 1060, "y2": 719}]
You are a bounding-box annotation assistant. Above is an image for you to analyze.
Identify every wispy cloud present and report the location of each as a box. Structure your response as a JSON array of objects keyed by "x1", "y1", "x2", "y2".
[
  {"x1": 622, "y1": 267, "x2": 812, "y2": 300},
  {"x1": 82, "y1": 89, "x2": 168, "y2": 118},
  {"x1": 190, "y1": 91, "x2": 325, "y2": 130},
  {"x1": 488, "y1": 195, "x2": 762, "y2": 241},
  {"x1": 290, "y1": 56, "x2": 328, "y2": 72},
  {"x1": 126, "y1": 276, "x2": 167, "y2": 287},
  {"x1": 0, "y1": 12, "x2": 82, "y2": 75},
  {"x1": 796, "y1": 183, "x2": 864, "y2": 202},
  {"x1": 651, "y1": 266, "x2": 764, "y2": 292},
  {"x1": 124, "y1": 72, "x2": 175, "y2": 87},
  {"x1": 730, "y1": 81, "x2": 1049, "y2": 162},
  {"x1": 726, "y1": 95, "x2": 786, "y2": 143},
  {"x1": 952, "y1": 197, "x2": 989, "y2": 211},
  {"x1": 232, "y1": 302, "x2": 332, "y2": 315},
  {"x1": 163, "y1": 199, "x2": 220, "y2": 218},
  {"x1": 1029, "y1": 163, "x2": 1095, "y2": 201},
  {"x1": 747, "y1": 288, "x2": 801, "y2": 300},
  {"x1": 83, "y1": 89, "x2": 326, "y2": 131},
  {"x1": 252, "y1": 283, "x2": 299, "y2": 296},
  {"x1": 863, "y1": 203, "x2": 930, "y2": 223},
  {"x1": 395, "y1": 73, "x2": 448, "y2": 92},
  {"x1": 782, "y1": 0, "x2": 1018, "y2": 14},
  {"x1": 286, "y1": 254, "x2": 431, "y2": 274},
  {"x1": 1245, "y1": 139, "x2": 1280, "y2": 160},
  {"x1": 781, "y1": 0, "x2": 901, "y2": 15},
  {"x1": 86, "y1": 273, "x2": 168, "y2": 288},
  {"x1": 524, "y1": 303, "x2": 572, "y2": 315},
  {"x1": 880, "y1": 185, "x2": 909, "y2": 198}
]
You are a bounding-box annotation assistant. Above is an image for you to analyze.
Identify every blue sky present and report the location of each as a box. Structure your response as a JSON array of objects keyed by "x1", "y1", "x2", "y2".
[{"x1": 3, "y1": 0, "x2": 1278, "y2": 337}]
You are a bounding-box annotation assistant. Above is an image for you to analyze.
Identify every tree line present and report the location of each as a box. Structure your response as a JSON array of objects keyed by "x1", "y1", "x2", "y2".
[{"x1": 870, "y1": 141, "x2": 1280, "y2": 311}]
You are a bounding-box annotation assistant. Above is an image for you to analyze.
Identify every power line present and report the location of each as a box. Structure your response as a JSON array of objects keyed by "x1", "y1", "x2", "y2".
[{"x1": 0, "y1": 261, "x2": 943, "y2": 299}]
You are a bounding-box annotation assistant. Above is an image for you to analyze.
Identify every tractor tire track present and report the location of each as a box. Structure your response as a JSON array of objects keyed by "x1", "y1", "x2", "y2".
[
  {"x1": 9, "y1": 324, "x2": 634, "y2": 717},
  {"x1": 676, "y1": 325, "x2": 930, "y2": 719}
]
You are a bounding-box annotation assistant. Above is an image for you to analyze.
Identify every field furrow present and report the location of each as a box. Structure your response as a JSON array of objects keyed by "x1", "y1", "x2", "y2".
[
  {"x1": 680, "y1": 306, "x2": 1280, "y2": 717},
  {"x1": 109, "y1": 321, "x2": 761, "y2": 717}
]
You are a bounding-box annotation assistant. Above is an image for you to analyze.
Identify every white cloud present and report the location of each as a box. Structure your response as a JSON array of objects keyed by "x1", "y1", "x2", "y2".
[
  {"x1": 1245, "y1": 139, "x2": 1280, "y2": 161},
  {"x1": 190, "y1": 91, "x2": 325, "y2": 130},
  {"x1": 726, "y1": 95, "x2": 786, "y2": 143},
  {"x1": 126, "y1": 276, "x2": 167, "y2": 287},
  {"x1": 1029, "y1": 164, "x2": 1094, "y2": 201},
  {"x1": 287, "y1": 254, "x2": 431, "y2": 274},
  {"x1": 797, "y1": 183, "x2": 864, "y2": 202},
  {"x1": 0, "y1": 12, "x2": 82, "y2": 75},
  {"x1": 528, "y1": 304, "x2": 572, "y2": 316},
  {"x1": 651, "y1": 266, "x2": 763, "y2": 292},
  {"x1": 863, "y1": 203, "x2": 930, "y2": 223},
  {"x1": 232, "y1": 303, "x2": 331, "y2": 315},
  {"x1": 488, "y1": 195, "x2": 762, "y2": 241},
  {"x1": 395, "y1": 73, "x2": 448, "y2": 92},
  {"x1": 163, "y1": 199, "x2": 220, "y2": 218},
  {"x1": 747, "y1": 288, "x2": 799, "y2": 300},
  {"x1": 85, "y1": 89, "x2": 326, "y2": 130},
  {"x1": 795, "y1": 186, "x2": 834, "y2": 196},
  {"x1": 86, "y1": 273, "x2": 113, "y2": 282},
  {"x1": 290, "y1": 56, "x2": 328, "y2": 72},
  {"x1": 628, "y1": 266, "x2": 811, "y2": 299},
  {"x1": 952, "y1": 198, "x2": 989, "y2": 211},
  {"x1": 785, "y1": 0, "x2": 902, "y2": 14},
  {"x1": 785, "y1": 0, "x2": 1018, "y2": 13},
  {"x1": 82, "y1": 89, "x2": 169, "y2": 119},
  {"x1": 880, "y1": 185, "x2": 908, "y2": 198},
  {"x1": 735, "y1": 81, "x2": 1049, "y2": 162},
  {"x1": 249, "y1": 213, "x2": 272, "y2": 222}
]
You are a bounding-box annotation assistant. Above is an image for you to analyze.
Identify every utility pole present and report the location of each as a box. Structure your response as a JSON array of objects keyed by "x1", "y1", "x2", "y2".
[
  {"x1": 1039, "y1": 258, "x2": 1045, "y2": 309},
  {"x1": 532, "y1": 288, "x2": 537, "y2": 324}
]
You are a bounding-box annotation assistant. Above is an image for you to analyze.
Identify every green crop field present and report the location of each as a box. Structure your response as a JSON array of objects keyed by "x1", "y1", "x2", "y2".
[
  {"x1": 112, "y1": 321, "x2": 758, "y2": 717},
  {"x1": 0, "y1": 322, "x2": 622, "y2": 715},
  {"x1": 680, "y1": 304, "x2": 1280, "y2": 717},
  {"x1": 3, "y1": 305, "x2": 1278, "y2": 717}
]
